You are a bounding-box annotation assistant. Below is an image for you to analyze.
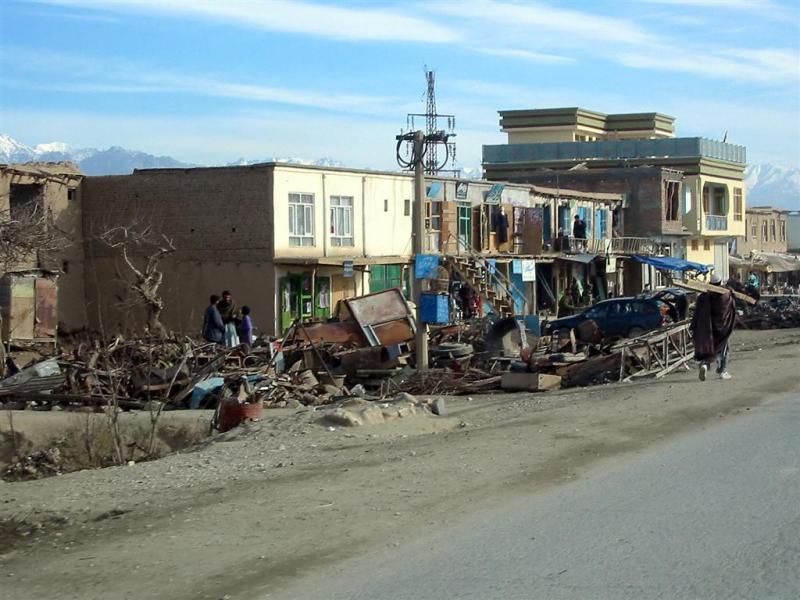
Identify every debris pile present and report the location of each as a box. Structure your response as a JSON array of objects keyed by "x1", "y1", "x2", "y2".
[{"x1": 737, "y1": 296, "x2": 800, "y2": 330}]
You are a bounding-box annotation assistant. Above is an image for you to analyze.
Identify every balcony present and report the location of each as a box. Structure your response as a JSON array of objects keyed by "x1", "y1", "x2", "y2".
[
  {"x1": 544, "y1": 236, "x2": 659, "y2": 256},
  {"x1": 705, "y1": 215, "x2": 728, "y2": 231}
]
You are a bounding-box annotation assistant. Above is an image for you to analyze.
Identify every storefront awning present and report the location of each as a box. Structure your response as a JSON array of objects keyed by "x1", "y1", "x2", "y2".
[
  {"x1": 557, "y1": 253, "x2": 598, "y2": 264},
  {"x1": 631, "y1": 255, "x2": 710, "y2": 273}
]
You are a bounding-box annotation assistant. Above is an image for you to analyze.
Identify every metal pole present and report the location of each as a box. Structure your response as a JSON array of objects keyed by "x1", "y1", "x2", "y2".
[{"x1": 412, "y1": 130, "x2": 429, "y2": 371}]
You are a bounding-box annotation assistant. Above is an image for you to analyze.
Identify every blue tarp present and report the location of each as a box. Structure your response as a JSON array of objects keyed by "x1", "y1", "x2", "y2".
[
  {"x1": 631, "y1": 255, "x2": 710, "y2": 273},
  {"x1": 415, "y1": 254, "x2": 440, "y2": 279}
]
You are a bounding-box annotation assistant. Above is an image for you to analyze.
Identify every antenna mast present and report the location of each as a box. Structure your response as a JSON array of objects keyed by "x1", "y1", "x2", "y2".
[{"x1": 398, "y1": 68, "x2": 457, "y2": 176}]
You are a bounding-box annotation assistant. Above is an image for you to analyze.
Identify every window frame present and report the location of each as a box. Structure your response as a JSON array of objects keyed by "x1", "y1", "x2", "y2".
[
  {"x1": 288, "y1": 192, "x2": 315, "y2": 247},
  {"x1": 329, "y1": 195, "x2": 354, "y2": 247},
  {"x1": 733, "y1": 187, "x2": 743, "y2": 221}
]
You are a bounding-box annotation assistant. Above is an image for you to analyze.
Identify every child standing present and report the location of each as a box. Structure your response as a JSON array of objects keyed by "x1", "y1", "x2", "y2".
[{"x1": 238, "y1": 305, "x2": 254, "y2": 345}]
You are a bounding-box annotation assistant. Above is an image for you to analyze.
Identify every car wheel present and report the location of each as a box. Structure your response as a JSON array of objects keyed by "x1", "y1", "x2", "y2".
[{"x1": 627, "y1": 326, "x2": 645, "y2": 338}]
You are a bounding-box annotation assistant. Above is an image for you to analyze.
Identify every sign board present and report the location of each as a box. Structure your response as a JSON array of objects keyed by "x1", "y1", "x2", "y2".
[
  {"x1": 455, "y1": 181, "x2": 469, "y2": 200},
  {"x1": 485, "y1": 184, "x2": 505, "y2": 205},
  {"x1": 343, "y1": 260, "x2": 354, "y2": 278},
  {"x1": 521, "y1": 259, "x2": 537, "y2": 282}
]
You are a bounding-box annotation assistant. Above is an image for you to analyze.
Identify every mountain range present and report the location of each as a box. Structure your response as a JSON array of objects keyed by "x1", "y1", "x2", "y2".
[{"x1": 1, "y1": 133, "x2": 797, "y2": 209}]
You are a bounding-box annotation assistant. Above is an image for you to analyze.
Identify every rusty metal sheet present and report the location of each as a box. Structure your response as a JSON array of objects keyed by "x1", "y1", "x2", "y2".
[
  {"x1": 343, "y1": 288, "x2": 416, "y2": 347},
  {"x1": 35, "y1": 278, "x2": 57, "y2": 338}
]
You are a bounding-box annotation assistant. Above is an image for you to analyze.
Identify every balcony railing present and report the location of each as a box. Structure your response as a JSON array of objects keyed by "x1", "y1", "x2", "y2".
[
  {"x1": 544, "y1": 236, "x2": 659, "y2": 256},
  {"x1": 705, "y1": 215, "x2": 728, "y2": 231}
]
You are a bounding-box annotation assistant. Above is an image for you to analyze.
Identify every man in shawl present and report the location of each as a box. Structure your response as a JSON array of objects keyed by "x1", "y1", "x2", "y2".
[{"x1": 690, "y1": 272, "x2": 736, "y2": 381}]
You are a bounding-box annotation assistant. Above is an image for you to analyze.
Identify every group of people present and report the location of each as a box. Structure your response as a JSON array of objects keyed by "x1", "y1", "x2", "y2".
[{"x1": 202, "y1": 290, "x2": 254, "y2": 347}]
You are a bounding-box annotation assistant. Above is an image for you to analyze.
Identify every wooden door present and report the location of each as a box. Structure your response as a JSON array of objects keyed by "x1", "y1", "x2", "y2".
[{"x1": 34, "y1": 278, "x2": 57, "y2": 338}]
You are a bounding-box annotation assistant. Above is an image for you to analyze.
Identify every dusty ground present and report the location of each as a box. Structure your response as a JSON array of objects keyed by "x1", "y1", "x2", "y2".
[{"x1": 1, "y1": 329, "x2": 798, "y2": 600}]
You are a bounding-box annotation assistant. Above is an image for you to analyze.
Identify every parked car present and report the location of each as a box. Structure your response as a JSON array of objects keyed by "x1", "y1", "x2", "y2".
[{"x1": 543, "y1": 297, "x2": 672, "y2": 338}]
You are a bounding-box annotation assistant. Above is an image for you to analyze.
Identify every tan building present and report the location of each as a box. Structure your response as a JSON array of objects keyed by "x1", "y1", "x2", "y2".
[
  {"x1": 80, "y1": 163, "x2": 627, "y2": 335},
  {"x1": 738, "y1": 206, "x2": 789, "y2": 255},
  {"x1": 0, "y1": 163, "x2": 84, "y2": 341},
  {"x1": 483, "y1": 107, "x2": 747, "y2": 279}
]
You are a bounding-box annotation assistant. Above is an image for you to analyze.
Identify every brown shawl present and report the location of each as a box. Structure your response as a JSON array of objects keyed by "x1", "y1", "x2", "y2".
[{"x1": 690, "y1": 290, "x2": 736, "y2": 361}]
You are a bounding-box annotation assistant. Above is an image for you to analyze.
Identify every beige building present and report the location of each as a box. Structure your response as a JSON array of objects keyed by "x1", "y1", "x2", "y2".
[
  {"x1": 484, "y1": 107, "x2": 747, "y2": 279},
  {"x1": 0, "y1": 163, "x2": 84, "y2": 341},
  {"x1": 738, "y1": 206, "x2": 789, "y2": 255}
]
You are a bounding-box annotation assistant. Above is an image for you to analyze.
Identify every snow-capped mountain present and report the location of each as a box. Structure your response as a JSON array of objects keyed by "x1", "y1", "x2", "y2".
[
  {"x1": 0, "y1": 133, "x2": 194, "y2": 174},
  {"x1": 745, "y1": 164, "x2": 800, "y2": 210}
]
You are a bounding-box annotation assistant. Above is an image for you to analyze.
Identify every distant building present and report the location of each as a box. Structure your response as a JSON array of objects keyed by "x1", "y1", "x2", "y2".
[
  {"x1": 482, "y1": 107, "x2": 747, "y2": 279},
  {"x1": 737, "y1": 206, "x2": 788, "y2": 255}
]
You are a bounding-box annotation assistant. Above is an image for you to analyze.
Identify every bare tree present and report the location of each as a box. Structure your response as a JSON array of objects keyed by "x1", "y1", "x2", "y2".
[
  {"x1": 98, "y1": 223, "x2": 175, "y2": 339},
  {"x1": 0, "y1": 201, "x2": 67, "y2": 273}
]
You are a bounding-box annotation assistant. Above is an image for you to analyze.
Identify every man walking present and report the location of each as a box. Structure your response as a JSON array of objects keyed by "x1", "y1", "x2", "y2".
[{"x1": 690, "y1": 273, "x2": 736, "y2": 380}]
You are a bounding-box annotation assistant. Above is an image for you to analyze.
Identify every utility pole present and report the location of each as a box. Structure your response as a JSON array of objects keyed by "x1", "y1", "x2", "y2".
[{"x1": 411, "y1": 130, "x2": 429, "y2": 371}]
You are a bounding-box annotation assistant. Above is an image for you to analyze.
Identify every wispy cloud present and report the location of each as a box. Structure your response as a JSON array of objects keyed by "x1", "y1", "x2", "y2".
[
  {"x1": 429, "y1": 0, "x2": 655, "y2": 46},
  {"x1": 639, "y1": 0, "x2": 783, "y2": 10},
  {"x1": 2, "y1": 47, "x2": 401, "y2": 115},
  {"x1": 619, "y1": 45, "x2": 800, "y2": 85},
  {"x1": 474, "y1": 47, "x2": 574, "y2": 65},
  {"x1": 35, "y1": 0, "x2": 460, "y2": 43}
]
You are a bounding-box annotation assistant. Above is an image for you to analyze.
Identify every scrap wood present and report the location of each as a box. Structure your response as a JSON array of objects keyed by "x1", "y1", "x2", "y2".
[{"x1": 673, "y1": 279, "x2": 756, "y2": 304}]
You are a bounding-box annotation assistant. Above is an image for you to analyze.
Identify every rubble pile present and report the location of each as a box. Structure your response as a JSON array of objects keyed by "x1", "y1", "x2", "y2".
[{"x1": 737, "y1": 297, "x2": 800, "y2": 330}]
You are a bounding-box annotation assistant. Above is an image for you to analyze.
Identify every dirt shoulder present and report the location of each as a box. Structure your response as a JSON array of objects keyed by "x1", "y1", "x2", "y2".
[{"x1": 1, "y1": 329, "x2": 799, "y2": 600}]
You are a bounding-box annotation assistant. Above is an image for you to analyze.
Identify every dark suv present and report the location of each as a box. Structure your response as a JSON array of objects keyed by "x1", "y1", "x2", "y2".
[{"x1": 544, "y1": 297, "x2": 672, "y2": 338}]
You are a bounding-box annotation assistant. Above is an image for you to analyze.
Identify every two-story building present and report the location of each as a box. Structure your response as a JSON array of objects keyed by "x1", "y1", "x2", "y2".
[
  {"x1": 738, "y1": 206, "x2": 788, "y2": 255},
  {"x1": 80, "y1": 162, "x2": 628, "y2": 335},
  {"x1": 482, "y1": 107, "x2": 747, "y2": 280}
]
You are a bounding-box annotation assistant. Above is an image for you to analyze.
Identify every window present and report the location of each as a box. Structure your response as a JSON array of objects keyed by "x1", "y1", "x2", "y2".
[
  {"x1": 404, "y1": 199, "x2": 410, "y2": 216},
  {"x1": 384, "y1": 199, "x2": 388, "y2": 212},
  {"x1": 426, "y1": 200, "x2": 442, "y2": 231},
  {"x1": 691, "y1": 239, "x2": 698, "y2": 251},
  {"x1": 664, "y1": 181, "x2": 680, "y2": 221},
  {"x1": 762, "y1": 221, "x2": 768, "y2": 242},
  {"x1": 684, "y1": 188, "x2": 692, "y2": 214},
  {"x1": 288, "y1": 193, "x2": 315, "y2": 246},
  {"x1": 329, "y1": 195, "x2": 354, "y2": 246},
  {"x1": 780, "y1": 221, "x2": 786, "y2": 241},
  {"x1": 702, "y1": 186, "x2": 709, "y2": 214},
  {"x1": 703, "y1": 239, "x2": 710, "y2": 251},
  {"x1": 733, "y1": 188, "x2": 743, "y2": 221},
  {"x1": 751, "y1": 220, "x2": 757, "y2": 240},
  {"x1": 67, "y1": 188, "x2": 77, "y2": 201},
  {"x1": 770, "y1": 219, "x2": 776, "y2": 241}
]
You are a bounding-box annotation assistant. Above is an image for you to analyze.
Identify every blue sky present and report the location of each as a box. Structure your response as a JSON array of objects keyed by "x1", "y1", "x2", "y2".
[{"x1": 1, "y1": 0, "x2": 798, "y2": 170}]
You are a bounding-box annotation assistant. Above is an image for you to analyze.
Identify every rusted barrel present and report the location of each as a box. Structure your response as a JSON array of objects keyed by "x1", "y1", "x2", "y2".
[{"x1": 218, "y1": 400, "x2": 263, "y2": 432}]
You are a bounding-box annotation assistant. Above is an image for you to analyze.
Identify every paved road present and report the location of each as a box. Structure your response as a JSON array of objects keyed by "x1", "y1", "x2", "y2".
[{"x1": 274, "y1": 392, "x2": 800, "y2": 600}]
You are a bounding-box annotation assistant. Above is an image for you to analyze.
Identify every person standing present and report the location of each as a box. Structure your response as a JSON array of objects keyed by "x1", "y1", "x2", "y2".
[
  {"x1": 217, "y1": 290, "x2": 240, "y2": 347},
  {"x1": 572, "y1": 214, "x2": 587, "y2": 251},
  {"x1": 690, "y1": 273, "x2": 736, "y2": 381},
  {"x1": 202, "y1": 295, "x2": 225, "y2": 344},
  {"x1": 238, "y1": 305, "x2": 254, "y2": 346}
]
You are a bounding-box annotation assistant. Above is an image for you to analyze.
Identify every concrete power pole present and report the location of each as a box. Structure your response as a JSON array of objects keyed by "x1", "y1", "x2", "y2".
[{"x1": 411, "y1": 130, "x2": 429, "y2": 371}]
